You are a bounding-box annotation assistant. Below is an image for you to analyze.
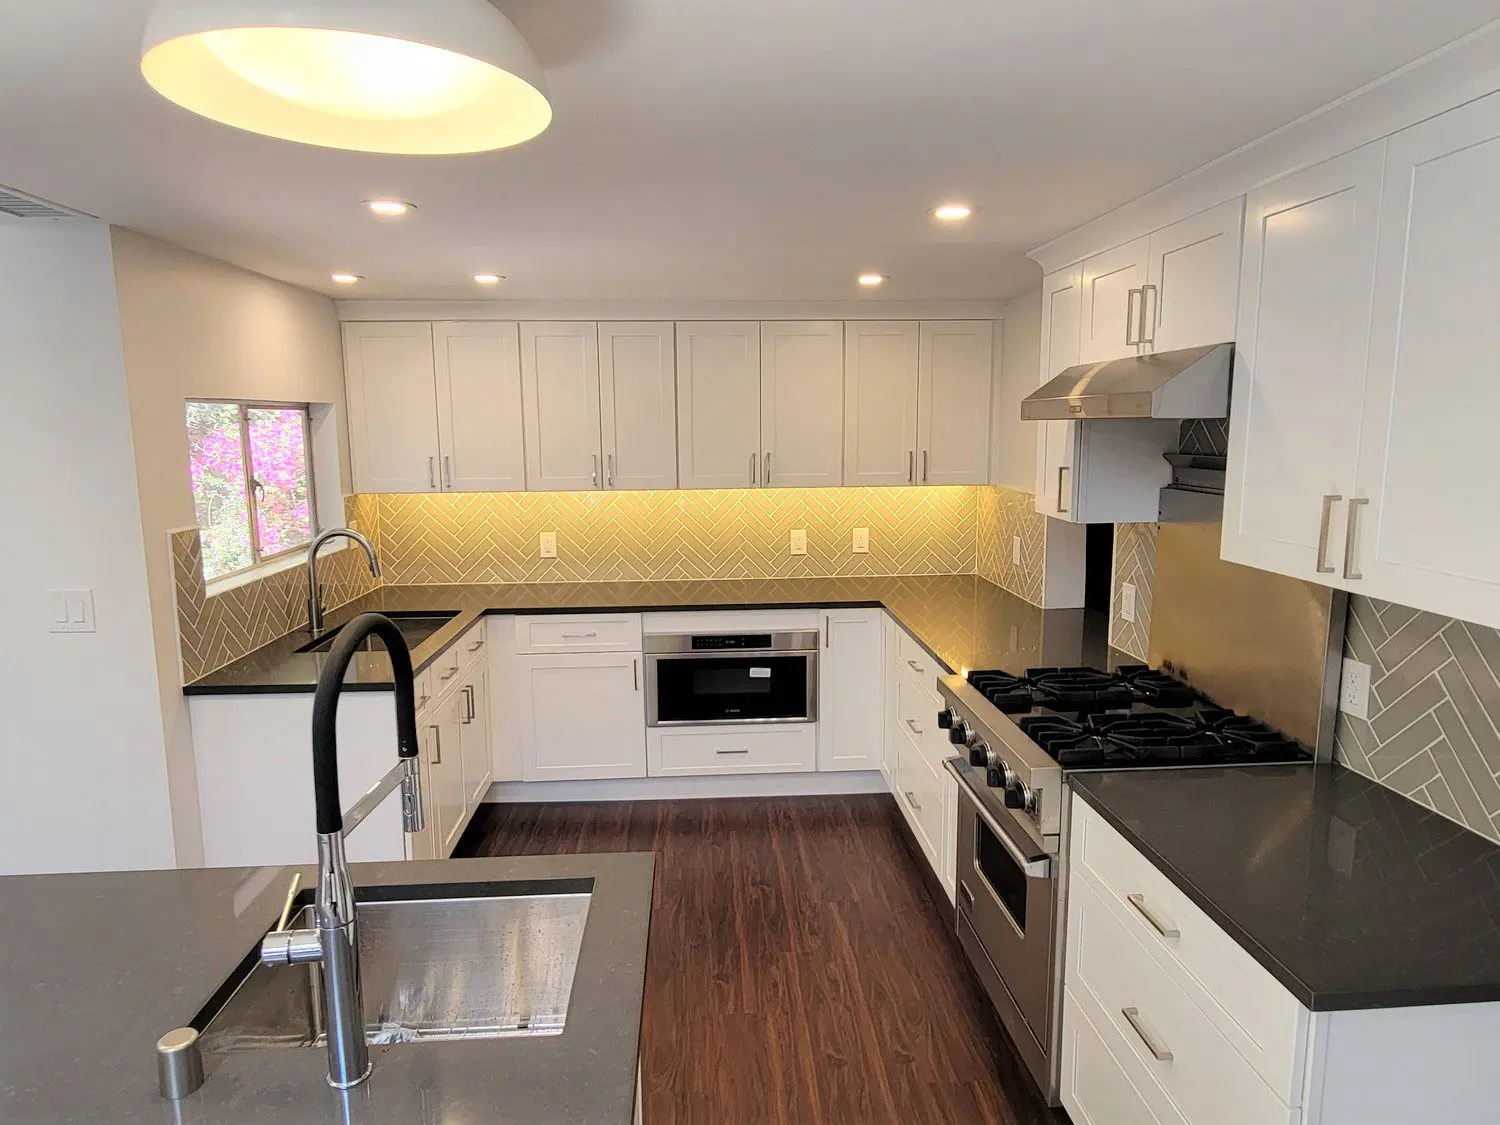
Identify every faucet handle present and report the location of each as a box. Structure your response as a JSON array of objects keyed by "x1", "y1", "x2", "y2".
[{"x1": 261, "y1": 927, "x2": 323, "y2": 967}]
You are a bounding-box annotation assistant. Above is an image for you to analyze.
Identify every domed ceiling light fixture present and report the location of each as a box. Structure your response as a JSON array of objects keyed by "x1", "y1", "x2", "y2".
[{"x1": 140, "y1": 0, "x2": 552, "y2": 155}]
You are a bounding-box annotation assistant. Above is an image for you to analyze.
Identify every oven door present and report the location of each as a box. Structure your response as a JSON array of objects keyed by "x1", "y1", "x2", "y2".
[
  {"x1": 952, "y1": 772, "x2": 1057, "y2": 1047},
  {"x1": 647, "y1": 651, "x2": 817, "y2": 726}
]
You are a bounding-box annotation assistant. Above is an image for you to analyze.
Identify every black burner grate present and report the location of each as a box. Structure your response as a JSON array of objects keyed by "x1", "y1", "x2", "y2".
[
  {"x1": 1025, "y1": 667, "x2": 1135, "y2": 712},
  {"x1": 965, "y1": 670, "x2": 1034, "y2": 714}
]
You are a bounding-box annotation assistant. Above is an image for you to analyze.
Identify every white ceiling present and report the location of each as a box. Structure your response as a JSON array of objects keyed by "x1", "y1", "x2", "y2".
[{"x1": 1, "y1": 1, "x2": 1494, "y2": 302}]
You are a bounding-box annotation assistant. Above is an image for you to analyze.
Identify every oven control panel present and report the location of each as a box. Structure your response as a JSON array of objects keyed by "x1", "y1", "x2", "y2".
[{"x1": 690, "y1": 634, "x2": 773, "y2": 650}]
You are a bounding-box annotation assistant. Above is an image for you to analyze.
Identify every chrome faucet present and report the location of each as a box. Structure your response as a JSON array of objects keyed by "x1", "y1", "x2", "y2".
[
  {"x1": 258, "y1": 613, "x2": 425, "y2": 1089},
  {"x1": 307, "y1": 527, "x2": 380, "y2": 636}
]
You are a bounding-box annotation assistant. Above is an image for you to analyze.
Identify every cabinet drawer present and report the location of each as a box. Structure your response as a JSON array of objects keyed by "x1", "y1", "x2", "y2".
[
  {"x1": 648, "y1": 725, "x2": 816, "y2": 776},
  {"x1": 895, "y1": 731, "x2": 945, "y2": 867},
  {"x1": 1069, "y1": 870, "x2": 1300, "y2": 1122},
  {"x1": 414, "y1": 665, "x2": 435, "y2": 716},
  {"x1": 514, "y1": 613, "x2": 643, "y2": 654},
  {"x1": 1070, "y1": 797, "x2": 1306, "y2": 1096},
  {"x1": 1062, "y1": 987, "x2": 1186, "y2": 1125},
  {"x1": 430, "y1": 642, "x2": 464, "y2": 694},
  {"x1": 894, "y1": 627, "x2": 943, "y2": 684},
  {"x1": 895, "y1": 671, "x2": 939, "y2": 746},
  {"x1": 457, "y1": 620, "x2": 488, "y2": 669}
]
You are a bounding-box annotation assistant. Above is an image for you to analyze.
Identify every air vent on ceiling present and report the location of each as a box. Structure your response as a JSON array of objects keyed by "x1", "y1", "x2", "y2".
[{"x1": 0, "y1": 185, "x2": 85, "y2": 220}]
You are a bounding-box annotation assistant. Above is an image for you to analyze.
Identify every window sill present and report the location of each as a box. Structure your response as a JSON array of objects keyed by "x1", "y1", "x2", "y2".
[{"x1": 204, "y1": 544, "x2": 333, "y2": 598}]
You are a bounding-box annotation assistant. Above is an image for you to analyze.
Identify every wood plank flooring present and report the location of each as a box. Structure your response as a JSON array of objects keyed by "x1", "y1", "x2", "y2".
[{"x1": 457, "y1": 795, "x2": 1070, "y2": 1125}]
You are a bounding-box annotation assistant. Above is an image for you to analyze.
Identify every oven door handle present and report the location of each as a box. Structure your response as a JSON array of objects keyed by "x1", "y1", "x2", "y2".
[{"x1": 944, "y1": 758, "x2": 1051, "y2": 879}]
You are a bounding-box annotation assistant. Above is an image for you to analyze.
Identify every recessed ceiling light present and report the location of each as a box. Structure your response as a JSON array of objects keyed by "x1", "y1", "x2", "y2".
[
  {"x1": 932, "y1": 202, "x2": 974, "y2": 223},
  {"x1": 857, "y1": 273, "x2": 887, "y2": 288},
  {"x1": 473, "y1": 273, "x2": 503, "y2": 285},
  {"x1": 330, "y1": 272, "x2": 362, "y2": 285},
  {"x1": 364, "y1": 199, "x2": 414, "y2": 218},
  {"x1": 139, "y1": 0, "x2": 553, "y2": 155}
]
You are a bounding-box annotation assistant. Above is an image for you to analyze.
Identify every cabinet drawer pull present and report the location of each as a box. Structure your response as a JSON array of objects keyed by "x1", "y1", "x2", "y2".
[
  {"x1": 1139, "y1": 283, "x2": 1157, "y2": 346},
  {"x1": 716, "y1": 748, "x2": 751, "y2": 756},
  {"x1": 439, "y1": 666, "x2": 459, "y2": 682},
  {"x1": 1316, "y1": 493, "x2": 1342, "y2": 574},
  {"x1": 1121, "y1": 1007, "x2": 1173, "y2": 1062},
  {"x1": 468, "y1": 640, "x2": 485, "y2": 653},
  {"x1": 904, "y1": 718, "x2": 924, "y2": 736},
  {"x1": 1343, "y1": 497, "x2": 1369, "y2": 581},
  {"x1": 430, "y1": 725, "x2": 442, "y2": 765},
  {"x1": 959, "y1": 880, "x2": 975, "y2": 907},
  {"x1": 1126, "y1": 893, "x2": 1180, "y2": 940},
  {"x1": 633, "y1": 658, "x2": 639, "y2": 692},
  {"x1": 906, "y1": 659, "x2": 925, "y2": 675},
  {"x1": 461, "y1": 685, "x2": 474, "y2": 724},
  {"x1": 904, "y1": 790, "x2": 922, "y2": 812},
  {"x1": 561, "y1": 631, "x2": 598, "y2": 639}
]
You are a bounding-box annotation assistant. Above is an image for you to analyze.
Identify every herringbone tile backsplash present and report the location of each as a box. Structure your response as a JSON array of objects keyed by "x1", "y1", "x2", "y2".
[
  {"x1": 1110, "y1": 523, "x2": 1158, "y2": 662},
  {"x1": 974, "y1": 486, "x2": 1048, "y2": 607}
]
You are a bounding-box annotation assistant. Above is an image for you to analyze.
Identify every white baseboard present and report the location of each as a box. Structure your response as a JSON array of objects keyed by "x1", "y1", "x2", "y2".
[{"x1": 481, "y1": 770, "x2": 889, "y2": 804}]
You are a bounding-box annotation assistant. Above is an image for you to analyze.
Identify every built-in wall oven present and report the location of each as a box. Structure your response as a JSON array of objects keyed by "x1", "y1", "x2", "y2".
[{"x1": 645, "y1": 631, "x2": 819, "y2": 726}]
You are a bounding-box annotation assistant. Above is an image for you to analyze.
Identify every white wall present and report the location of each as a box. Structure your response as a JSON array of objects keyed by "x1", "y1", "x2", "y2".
[
  {"x1": 0, "y1": 219, "x2": 176, "y2": 874},
  {"x1": 992, "y1": 287, "x2": 1041, "y2": 493},
  {"x1": 109, "y1": 228, "x2": 348, "y2": 865}
]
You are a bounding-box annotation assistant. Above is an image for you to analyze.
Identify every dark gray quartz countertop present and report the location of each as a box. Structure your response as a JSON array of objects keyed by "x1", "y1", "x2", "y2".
[
  {"x1": 0, "y1": 852, "x2": 653, "y2": 1124},
  {"x1": 1070, "y1": 764, "x2": 1500, "y2": 1011}
]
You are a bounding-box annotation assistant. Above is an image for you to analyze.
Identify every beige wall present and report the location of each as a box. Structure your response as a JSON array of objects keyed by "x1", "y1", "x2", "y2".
[
  {"x1": 110, "y1": 228, "x2": 347, "y2": 864},
  {"x1": 992, "y1": 288, "x2": 1041, "y2": 494}
]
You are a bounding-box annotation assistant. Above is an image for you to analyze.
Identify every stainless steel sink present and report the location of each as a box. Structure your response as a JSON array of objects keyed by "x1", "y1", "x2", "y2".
[
  {"x1": 297, "y1": 613, "x2": 458, "y2": 654},
  {"x1": 198, "y1": 885, "x2": 591, "y2": 1053}
]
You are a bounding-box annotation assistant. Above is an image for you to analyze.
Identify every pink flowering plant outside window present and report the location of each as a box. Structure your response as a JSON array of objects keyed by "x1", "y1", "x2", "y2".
[{"x1": 186, "y1": 400, "x2": 317, "y2": 582}]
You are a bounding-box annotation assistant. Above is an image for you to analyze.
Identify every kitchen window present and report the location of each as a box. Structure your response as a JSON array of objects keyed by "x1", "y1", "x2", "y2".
[{"x1": 186, "y1": 400, "x2": 318, "y2": 582}]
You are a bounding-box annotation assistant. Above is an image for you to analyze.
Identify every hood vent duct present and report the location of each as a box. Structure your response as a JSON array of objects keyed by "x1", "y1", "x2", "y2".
[{"x1": 1021, "y1": 343, "x2": 1232, "y2": 421}]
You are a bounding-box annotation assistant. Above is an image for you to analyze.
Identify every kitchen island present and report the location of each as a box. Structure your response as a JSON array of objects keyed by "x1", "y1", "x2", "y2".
[{"x1": 0, "y1": 851, "x2": 653, "y2": 1124}]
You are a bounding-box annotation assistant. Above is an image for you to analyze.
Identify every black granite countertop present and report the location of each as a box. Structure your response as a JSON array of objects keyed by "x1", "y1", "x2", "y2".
[
  {"x1": 1070, "y1": 764, "x2": 1500, "y2": 1011},
  {"x1": 0, "y1": 852, "x2": 653, "y2": 1124},
  {"x1": 185, "y1": 576, "x2": 1109, "y2": 695}
]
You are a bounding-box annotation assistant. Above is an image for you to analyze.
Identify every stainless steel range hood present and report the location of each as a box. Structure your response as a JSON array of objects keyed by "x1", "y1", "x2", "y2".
[{"x1": 1020, "y1": 343, "x2": 1232, "y2": 421}]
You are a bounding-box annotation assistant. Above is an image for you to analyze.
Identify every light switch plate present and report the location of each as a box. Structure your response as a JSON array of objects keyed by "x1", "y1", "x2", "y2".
[
  {"x1": 538, "y1": 531, "x2": 557, "y2": 559},
  {"x1": 1340, "y1": 658, "x2": 1371, "y2": 719},
  {"x1": 50, "y1": 589, "x2": 96, "y2": 633},
  {"x1": 851, "y1": 527, "x2": 870, "y2": 554},
  {"x1": 789, "y1": 529, "x2": 808, "y2": 556},
  {"x1": 1012, "y1": 536, "x2": 1022, "y2": 566},
  {"x1": 1120, "y1": 583, "x2": 1137, "y2": 624}
]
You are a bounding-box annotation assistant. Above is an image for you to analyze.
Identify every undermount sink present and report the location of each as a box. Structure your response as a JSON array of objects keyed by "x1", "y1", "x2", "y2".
[
  {"x1": 297, "y1": 613, "x2": 459, "y2": 655},
  {"x1": 197, "y1": 881, "x2": 592, "y2": 1053}
]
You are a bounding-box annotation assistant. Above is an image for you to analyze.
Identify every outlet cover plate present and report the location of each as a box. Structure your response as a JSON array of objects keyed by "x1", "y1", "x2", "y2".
[
  {"x1": 1120, "y1": 583, "x2": 1137, "y2": 624},
  {"x1": 789, "y1": 529, "x2": 808, "y2": 556},
  {"x1": 1012, "y1": 536, "x2": 1022, "y2": 566},
  {"x1": 1340, "y1": 658, "x2": 1371, "y2": 720},
  {"x1": 539, "y1": 531, "x2": 557, "y2": 559},
  {"x1": 851, "y1": 527, "x2": 870, "y2": 554}
]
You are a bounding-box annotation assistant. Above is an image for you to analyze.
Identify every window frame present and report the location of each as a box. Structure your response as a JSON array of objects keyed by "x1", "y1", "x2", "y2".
[{"x1": 187, "y1": 397, "x2": 320, "y2": 583}]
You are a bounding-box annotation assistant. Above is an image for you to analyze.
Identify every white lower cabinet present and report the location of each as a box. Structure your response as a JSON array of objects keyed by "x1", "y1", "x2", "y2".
[
  {"x1": 884, "y1": 620, "x2": 957, "y2": 901},
  {"x1": 817, "y1": 609, "x2": 884, "y2": 772},
  {"x1": 1062, "y1": 987, "x2": 1185, "y2": 1125},
  {"x1": 427, "y1": 688, "x2": 470, "y2": 857},
  {"x1": 460, "y1": 664, "x2": 493, "y2": 806},
  {"x1": 648, "y1": 725, "x2": 817, "y2": 776},
  {"x1": 516, "y1": 651, "x2": 648, "y2": 781}
]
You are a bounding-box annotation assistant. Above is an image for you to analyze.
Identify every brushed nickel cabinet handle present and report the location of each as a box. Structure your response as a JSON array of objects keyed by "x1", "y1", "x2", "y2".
[
  {"x1": 1057, "y1": 466, "x2": 1070, "y2": 515},
  {"x1": 750, "y1": 452, "x2": 759, "y2": 487},
  {"x1": 716, "y1": 748, "x2": 751, "y2": 756},
  {"x1": 922, "y1": 450, "x2": 929, "y2": 483},
  {"x1": 764, "y1": 451, "x2": 773, "y2": 485},
  {"x1": 561, "y1": 631, "x2": 598, "y2": 639},
  {"x1": 430, "y1": 725, "x2": 442, "y2": 765},
  {"x1": 959, "y1": 880, "x2": 975, "y2": 907},
  {"x1": 442, "y1": 455, "x2": 452, "y2": 488},
  {"x1": 1121, "y1": 1007, "x2": 1173, "y2": 1062},
  {"x1": 1125, "y1": 287, "x2": 1141, "y2": 347},
  {"x1": 468, "y1": 640, "x2": 484, "y2": 653},
  {"x1": 907, "y1": 450, "x2": 915, "y2": 484},
  {"x1": 1316, "y1": 493, "x2": 1342, "y2": 574},
  {"x1": 590, "y1": 453, "x2": 599, "y2": 488},
  {"x1": 606, "y1": 452, "x2": 615, "y2": 488},
  {"x1": 905, "y1": 790, "x2": 922, "y2": 812},
  {"x1": 905, "y1": 718, "x2": 924, "y2": 736},
  {"x1": 440, "y1": 665, "x2": 459, "y2": 682},
  {"x1": 1126, "y1": 893, "x2": 1180, "y2": 940},
  {"x1": 428, "y1": 457, "x2": 437, "y2": 489},
  {"x1": 1344, "y1": 498, "x2": 1369, "y2": 581},
  {"x1": 824, "y1": 616, "x2": 831, "y2": 647},
  {"x1": 461, "y1": 685, "x2": 473, "y2": 725},
  {"x1": 906, "y1": 659, "x2": 925, "y2": 675},
  {"x1": 632, "y1": 658, "x2": 639, "y2": 692},
  {"x1": 1139, "y1": 283, "x2": 1157, "y2": 347}
]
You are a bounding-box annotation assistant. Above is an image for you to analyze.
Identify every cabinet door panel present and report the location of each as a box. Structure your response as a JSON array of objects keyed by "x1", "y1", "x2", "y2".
[
  {"x1": 844, "y1": 322, "x2": 920, "y2": 486},
  {"x1": 520, "y1": 322, "x2": 602, "y2": 491},
  {"x1": 517, "y1": 652, "x2": 647, "y2": 781},
  {"x1": 433, "y1": 321, "x2": 526, "y2": 492},
  {"x1": 460, "y1": 666, "x2": 493, "y2": 807},
  {"x1": 761, "y1": 321, "x2": 844, "y2": 487},
  {"x1": 1079, "y1": 237, "x2": 1150, "y2": 364},
  {"x1": 676, "y1": 322, "x2": 761, "y2": 488},
  {"x1": 343, "y1": 322, "x2": 440, "y2": 493},
  {"x1": 599, "y1": 322, "x2": 678, "y2": 490},
  {"x1": 1357, "y1": 94, "x2": 1500, "y2": 626},
  {"x1": 426, "y1": 691, "x2": 467, "y2": 857},
  {"x1": 1145, "y1": 198, "x2": 1245, "y2": 354},
  {"x1": 1036, "y1": 266, "x2": 1083, "y2": 517},
  {"x1": 817, "y1": 609, "x2": 883, "y2": 772},
  {"x1": 1223, "y1": 143, "x2": 1384, "y2": 582},
  {"x1": 917, "y1": 321, "x2": 993, "y2": 485}
]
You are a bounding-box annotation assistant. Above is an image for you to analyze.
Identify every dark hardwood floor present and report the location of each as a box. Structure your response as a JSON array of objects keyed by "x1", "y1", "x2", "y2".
[{"x1": 457, "y1": 795, "x2": 1070, "y2": 1125}]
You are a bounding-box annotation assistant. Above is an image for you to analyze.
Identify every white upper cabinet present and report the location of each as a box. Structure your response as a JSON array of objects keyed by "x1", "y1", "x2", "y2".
[
  {"x1": 916, "y1": 320, "x2": 993, "y2": 485},
  {"x1": 676, "y1": 322, "x2": 762, "y2": 488},
  {"x1": 1035, "y1": 267, "x2": 1083, "y2": 518},
  {"x1": 1144, "y1": 199, "x2": 1245, "y2": 353},
  {"x1": 1079, "y1": 236, "x2": 1150, "y2": 364},
  {"x1": 1353, "y1": 93, "x2": 1500, "y2": 626},
  {"x1": 520, "y1": 322, "x2": 603, "y2": 491},
  {"x1": 843, "y1": 321, "x2": 920, "y2": 486},
  {"x1": 598, "y1": 322, "x2": 678, "y2": 490},
  {"x1": 760, "y1": 321, "x2": 845, "y2": 487},
  {"x1": 433, "y1": 321, "x2": 527, "y2": 493},
  {"x1": 344, "y1": 322, "x2": 441, "y2": 493},
  {"x1": 1222, "y1": 143, "x2": 1385, "y2": 582}
]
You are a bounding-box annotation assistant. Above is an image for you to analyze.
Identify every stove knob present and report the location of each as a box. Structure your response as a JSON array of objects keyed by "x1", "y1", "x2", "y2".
[
  {"x1": 937, "y1": 708, "x2": 956, "y2": 730},
  {"x1": 947, "y1": 718, "x2": 971, "y2": 746},
  {"x1": 968, "y1": 740, "x2": 989, "y2": 768},
  {"x1": 1004, "y1": 781, "x2": 1034, "y2": 812}
]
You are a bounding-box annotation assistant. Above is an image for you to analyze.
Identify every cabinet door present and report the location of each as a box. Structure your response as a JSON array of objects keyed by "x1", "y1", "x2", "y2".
[
  {"x1": 520, "y1": 322, "x2": 602, "y2": 491},
  {"x1": 426, "y1": 690, "x2": 468, "y2": 857},
  {"x1": 599, "y1": 322, "x2": 678, "y2": 490},
  {"x1": 1355, "y1": 94, "x2": 1500, "y2": 627},
  {"x1": 343, "y1": 322, "x2": 440, "y2": 493},
  {"x1": 460, "y1": 667, "x2": 493, "y2": 807},
  {"x1": 1222, "y1": 143, "x2": 1384, "y2": 582},
  {"x1": 517, "y1": 652, "x2": 647, "y2": 780},
  {"x1": 1035, "y1": 266, "x2": 1083, "y2": 518},
  {"x1": 761, "y1": 321, "x2": 845, "y2": 487},
  {"x1": 916, "y1": 320, "x2": 993, "y2": 485},
  {"x1": 816, "y1": 609, "x2": 883, "y2": 772},
  {"x1": 895, "y1": 731, "x2": 943, "y2": 870},
  {"x1": 675, "y1": 322, "x2": 762, "y2": 488},
  {"x1": 1079, "y1": 236, "x2": 1150, "y2": 364},
  {"x1": 844, "y1": 321, "x2": 920, "y2": 486},
  {"x1": 433, "y1": 321, "x2": 526, "y2": 492},
  {"x1": 1144, "y1": 198, "x2": 1245, "y2": 354}
]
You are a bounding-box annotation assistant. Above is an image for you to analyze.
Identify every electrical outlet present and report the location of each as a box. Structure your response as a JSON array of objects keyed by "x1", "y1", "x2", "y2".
[
  {"x1": 851, "y1": 527, "x2": 870, "y2": 554},
  {"x1": 1121, "y1": 582, "x2": 1138, "y2": 624},
  {"x1": 538, "y1": 531, "x2": 557, "y2": 559},
  {"x1": 789, "y1": 529, "x2": 808, "y2": 556},
  {"x1": 1012, "y1": 536, "x2": 1022, "y2": 566},
  {"x1": 1340, "y1": 658, "x2": 1371, "y2": 719}
]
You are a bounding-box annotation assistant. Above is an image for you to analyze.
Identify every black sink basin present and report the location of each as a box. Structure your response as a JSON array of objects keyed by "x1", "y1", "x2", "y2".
[{"x1": 297, "y1": 613, "x2": 459, "y2": 654}]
